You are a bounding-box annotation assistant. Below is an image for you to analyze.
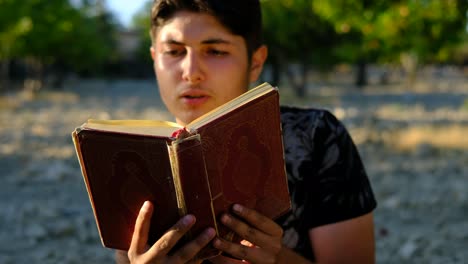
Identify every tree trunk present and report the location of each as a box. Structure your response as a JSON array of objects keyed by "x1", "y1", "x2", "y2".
[
  {"x1": 355, "y1": 60, "x2": 368, "y2": 88},
  {"x1": 299, "y1": 61, "x2": 308, "y2": 96},
  {"x1": 400, "y1": 52, "x2": 419, "y2": 89},
  {"x1": 0, "y1": 60, "x2": 10, "y2": 92},
  {"x1": 24, "y1": 57, "x2": 44, "y2": 93},
  {"x1": 270, "y1": 54, "x2": 281, "y2": 86},
  {"x1": 285, "y1": 60, "x2": 309, "y2": 98}
]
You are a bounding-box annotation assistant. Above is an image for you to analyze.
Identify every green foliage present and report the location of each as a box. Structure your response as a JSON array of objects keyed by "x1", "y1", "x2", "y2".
[
  {"x1": 130, "y1": 0, "x2": 153, "y2": 68},
  {"x1": 0, "y1": 0, "x2": 119, "y2": 74},
  {"x1": 262, "y1": 0, "x2": 341, "y2": 69},
  {"x1": 0, "y1": 0, "x2": 32, "y2": 60},
  {"x1": 451, "y1": 33, "x2": 468, "y2": 64},
  {"x1": 312, "y1": 0, "x2": 468, "y2": 64},
  {"x1": 261, "y1": 0, "x2": 467, "y2": 69},
  {"x1": 2, "y1": 0, "x2": 464, "y2": 81}
]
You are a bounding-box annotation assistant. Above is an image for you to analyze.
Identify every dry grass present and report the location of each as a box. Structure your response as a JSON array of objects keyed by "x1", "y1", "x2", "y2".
[
  {"x1": 391, "y1": 125, "x2": 468, "y2": 150},
  {"x1": 0, "y1": 96, "x2": 19, "y2": 110},
  {"x1": 352, "y1": 125, "x2": 468, "y2": 151}
]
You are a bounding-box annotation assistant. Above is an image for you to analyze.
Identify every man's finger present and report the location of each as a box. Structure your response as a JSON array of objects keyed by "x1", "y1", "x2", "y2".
[
  {"x1": 220, "y1": 213, "x2": 278, "y2": 252},
  {"x1": 232, "y1": 204, "x2": 283, "y2": 237},
  {"x1": 213, "y1": 238, "x2": 275, "y2": 263},
  {"x1": 129, "y1": 201, "x2": 153, "y2": 256},
  {"x1": 171, "y1": 227, "x2": 216, "y2": 262},
  {"x1": 146, "y1": 214, "x2": 196, "y2": 257}
]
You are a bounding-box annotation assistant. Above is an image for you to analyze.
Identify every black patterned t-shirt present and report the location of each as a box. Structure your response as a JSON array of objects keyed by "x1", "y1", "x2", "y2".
[{"x1": 276, "y1": 106, "x2": 377, "y2": 261}]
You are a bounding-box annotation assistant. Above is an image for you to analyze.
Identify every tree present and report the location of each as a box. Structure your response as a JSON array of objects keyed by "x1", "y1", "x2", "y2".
[
  {"x1": 130, "y1": 0, "x2": 154, "y2": 76},
  {"x1": 261, "y1": 0, "x2": 341, "y2": 96},
  {"x1": 0, "y1": 0, "x2": 119, "y2": 90},
  {"x1": 312, "y1": 0, "x2": 468, "y2": 87},
  {"x1": 0, "y1": 0, "x2": 32, "y2": 90}
]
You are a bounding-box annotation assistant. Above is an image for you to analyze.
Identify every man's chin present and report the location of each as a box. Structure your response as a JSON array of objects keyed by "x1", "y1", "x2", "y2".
[
  {"x1": 174, "y1": 102, "x2": 220, "y2": 125},
  {"x1": 176, "y1": 112, "x2": 205, "y2": 126}
]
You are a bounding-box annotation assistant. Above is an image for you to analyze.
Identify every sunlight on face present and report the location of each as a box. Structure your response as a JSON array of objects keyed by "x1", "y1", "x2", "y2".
[{"x1": 151, "y1": 11, "x2": 260, "y2": 125}]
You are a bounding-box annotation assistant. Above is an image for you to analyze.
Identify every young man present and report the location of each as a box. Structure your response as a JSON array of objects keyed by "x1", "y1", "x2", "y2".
[{"x1": 116, "y1": 0, "x2": 377, "y2": 263}]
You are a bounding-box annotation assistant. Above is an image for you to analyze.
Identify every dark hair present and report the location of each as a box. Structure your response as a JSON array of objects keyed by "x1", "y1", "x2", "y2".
[{"x1": 150, "y1": 0, "x2": 263, "y2": 58}]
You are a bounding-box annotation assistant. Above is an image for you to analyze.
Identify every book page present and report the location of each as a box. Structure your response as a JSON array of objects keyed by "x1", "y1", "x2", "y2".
[
  {"x1": 187, "y1": 83, "x2": 275, "y2": 130},
  {"x1": 82, "y1": 119, "x2": 182, "y2": 138}
]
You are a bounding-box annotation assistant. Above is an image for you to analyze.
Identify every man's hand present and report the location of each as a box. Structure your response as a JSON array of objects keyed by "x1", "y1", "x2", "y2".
[
  {"x1": 123, "y1": 201, "x2": 216, "y2": 264},
  {"x1": 211, "y1": 204, "x2": 283, "y2": 264}
]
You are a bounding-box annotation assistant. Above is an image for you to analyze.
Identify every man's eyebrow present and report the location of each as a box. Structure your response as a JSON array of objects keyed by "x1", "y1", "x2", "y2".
[
  {"x1": 201, "y1": 38, "x2": 232, "y2": 45},
  {"x1": 161, "y1": 38, "x2": 232, "y2": 45},
  {"x1": 162, "y1": 39, "x2": 184, "y2": 45}
]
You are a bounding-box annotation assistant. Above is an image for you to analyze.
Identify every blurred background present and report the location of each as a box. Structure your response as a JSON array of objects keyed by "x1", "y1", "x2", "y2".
[{"x1": 0, "y1": 0, "x2": 467, "y2": 263}]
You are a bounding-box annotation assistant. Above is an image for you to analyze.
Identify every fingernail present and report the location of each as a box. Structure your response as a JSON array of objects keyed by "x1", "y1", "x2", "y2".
[
  {"x1": 205, "y1": 228, "x2": 215, "y2": 238},
  {"x1": 141, "y1": 201, "x2": 150, "y2": 212},
  {"x1": 183, "y1": 215, "x2": 195, "y2": 226},
  {"x1": 233, "y1": 204, "x2": 243, "y2": 213},
  {"x1": 213, "y1": 238, "x2": 223, "y2": 248},
  {"x1": 221, "y1": 214, "x2": 230, "y2": 224}
]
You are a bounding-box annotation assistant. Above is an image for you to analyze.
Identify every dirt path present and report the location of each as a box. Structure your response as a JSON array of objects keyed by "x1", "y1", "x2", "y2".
[{"x1": 0, "y1": 72, "x2": 467, "y2": 263}]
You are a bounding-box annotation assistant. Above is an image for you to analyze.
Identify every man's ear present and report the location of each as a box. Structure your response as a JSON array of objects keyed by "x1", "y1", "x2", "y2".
[
  {"x1": 150, "y1": 46, "x2": 156, "y2": 60},
  {"x1": 249, "y1": 45, "x2": 268, "y2": 83}
]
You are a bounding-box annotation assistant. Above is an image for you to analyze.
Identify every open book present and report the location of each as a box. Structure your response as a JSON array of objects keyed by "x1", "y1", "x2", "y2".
[{"x1": 72, "y1": 82, "x2": 291, "y2": 260}]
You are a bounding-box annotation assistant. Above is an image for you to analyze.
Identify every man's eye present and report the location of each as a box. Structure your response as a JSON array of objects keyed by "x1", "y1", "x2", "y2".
[
  {"x1": 207, "y1": 49, "x2": 228, "y2": 56},
  {"x1": 164, "y1": 49, "x2": 185, "y2": 56}
]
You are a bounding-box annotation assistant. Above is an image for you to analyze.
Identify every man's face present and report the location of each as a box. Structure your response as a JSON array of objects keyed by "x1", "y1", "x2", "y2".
[{"x1": 151, "y1": 11, "x2": 266, "y2": 125}]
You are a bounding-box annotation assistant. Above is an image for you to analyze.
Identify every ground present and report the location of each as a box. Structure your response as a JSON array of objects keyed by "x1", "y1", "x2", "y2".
[{"x1": 0, "y1": 67, "x2": 467, "y2": 263}]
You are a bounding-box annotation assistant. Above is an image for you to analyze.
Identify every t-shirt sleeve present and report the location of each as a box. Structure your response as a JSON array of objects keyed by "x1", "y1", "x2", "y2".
[{"x1": 302, "y1": 110, "x2": 377, "y2": 229}]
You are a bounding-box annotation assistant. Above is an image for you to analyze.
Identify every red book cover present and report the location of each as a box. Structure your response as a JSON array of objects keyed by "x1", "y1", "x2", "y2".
[
  {"x1": 72, "y1": 82, "x2": 291, "y2": 260},
  {"x1": 73, "y1": 131, "x2": 180, "y2": 249},
  {"x1": 193, "y1": 88, "x2": 291, "y2": 242}
]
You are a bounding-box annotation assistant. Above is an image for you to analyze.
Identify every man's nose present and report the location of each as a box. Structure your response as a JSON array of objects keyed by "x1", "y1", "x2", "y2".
[{"x1": 181, "y1": 51, "x2": 205, "y2": 84}]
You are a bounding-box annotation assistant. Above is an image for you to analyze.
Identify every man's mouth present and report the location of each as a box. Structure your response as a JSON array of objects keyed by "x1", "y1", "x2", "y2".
[
  {"x1": 180, "y1": 92, "x2": 210, "y2": 106},
  {"x1": 183, "y1": 95, "x2": 206, "y2": 99}
]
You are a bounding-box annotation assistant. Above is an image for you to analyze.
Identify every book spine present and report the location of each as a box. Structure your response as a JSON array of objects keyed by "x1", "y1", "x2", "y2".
[
  {"x1": 167, "y1": 134, "x2": 221, "y2": 260},
  {"x1": 167, "y1": 141, "x2": 188, "y2": 217}
]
